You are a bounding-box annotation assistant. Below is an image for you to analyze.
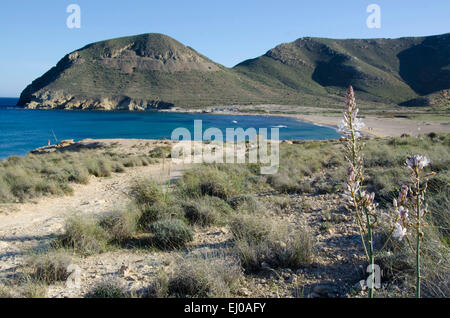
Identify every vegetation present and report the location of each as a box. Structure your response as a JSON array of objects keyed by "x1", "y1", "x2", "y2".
[
  {"x1": 18, "y1": 32, "x2": 450, "y2": 110},
  {"x1": 149, "y1": 219, "x2": 193, "y2": 250},
  {"x1": 86, "y1": 279, "x2": 128, "y2": 298},
  {"x1": 0, "y1": 150, "x2": 156, "y2": 203},
  {"x1": 163, "y1": 257, "x2": 242, "y2": 298},
  {"x1": 26, "y1": 250, "x2": 73, "y2": 283},
  {"x1": 230, "y1": 214, "x2": 314, "y2": 272},
  {"x1": 4, "y1": 130, "x2": 448, "y2": 298},
  {"x1": 59, "y1": 215, "x2": 110, "y2": 256}
]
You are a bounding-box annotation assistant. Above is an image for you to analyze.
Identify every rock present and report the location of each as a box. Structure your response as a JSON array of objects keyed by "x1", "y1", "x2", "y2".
[
  {"x1": 313, "y1": 284, "x2": 337, "y2": 296},
  {"x1": 261, "y1": 262, "x2": 271, "y2": 269},
  {"x1": 59, "y1": 139, "x2": 75, "y2": 147},
  {"x1": 119, "y1": 265, "x2": 130, "y2": 277},
  {"x1": 354, "y1": 280, "x2": 367, "y2": 292},
  {"x1": 285, "y1": 275, "x2": 295, "y2": 284},
  {"x1": 240, "y1": 288, "x2": 250, "y2": 296}
]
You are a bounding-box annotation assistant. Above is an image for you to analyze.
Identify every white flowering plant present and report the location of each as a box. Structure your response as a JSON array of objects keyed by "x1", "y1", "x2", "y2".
[
  {"x1": 389, "y1": 155, "x2": 436, "y2": 298},
  {"x1": 339, "y1": 86, "x2": 378, "y2": 298}
]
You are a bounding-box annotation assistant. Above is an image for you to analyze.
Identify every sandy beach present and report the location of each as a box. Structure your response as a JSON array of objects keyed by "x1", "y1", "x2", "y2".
[{"x1": 292, "y1": 114, "x2": 450, "y2": 138}]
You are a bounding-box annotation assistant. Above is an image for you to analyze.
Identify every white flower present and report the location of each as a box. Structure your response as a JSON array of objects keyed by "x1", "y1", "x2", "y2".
[
  {"x1": 338, "y1": 119, "x2": 349, "y2": 134},
  {"x1": 395, "y1": 206, "x2": 409, "y2": 219},
  {"x1": 393, "y1": 222, "x2": 407, "y2": 241},
  {"x1": 353, "y1": 117, "x2": 365, "y2": 132},
  {"x1": 406, "y1": 155, "x2": 430, "y2": 170}
]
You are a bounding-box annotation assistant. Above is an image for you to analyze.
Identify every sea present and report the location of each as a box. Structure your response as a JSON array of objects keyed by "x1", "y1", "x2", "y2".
[{"x1": 0, "y1": 98, "x2": 340, "y2": 159}]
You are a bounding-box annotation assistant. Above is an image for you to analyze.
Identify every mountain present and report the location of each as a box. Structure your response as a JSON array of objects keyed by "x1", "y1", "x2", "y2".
[{"x1": 17, "y1": 33, "x2": 450, "y2": 110}]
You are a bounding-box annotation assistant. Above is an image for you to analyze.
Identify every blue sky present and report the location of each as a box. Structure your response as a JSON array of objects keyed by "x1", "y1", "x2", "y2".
[{"x1": 1, "y1": 0, "x2": 449, "y2": 97}]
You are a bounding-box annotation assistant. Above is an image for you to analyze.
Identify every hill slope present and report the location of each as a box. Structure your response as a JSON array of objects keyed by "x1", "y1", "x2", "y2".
[
  {"x1": 17, "y1": 33, "x2": 450, "y2": 110},
  {"x1": 235, "y1": 33, "x2": 450, "y2": 105}
]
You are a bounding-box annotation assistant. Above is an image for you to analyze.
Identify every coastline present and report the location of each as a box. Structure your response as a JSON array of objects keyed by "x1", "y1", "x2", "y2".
[
  {"x1": 195, "y1": 110, "x2": 450, "y2": 138},
  {"x1": 3, "y1": 103, "x2": 450, "y2": 156}
]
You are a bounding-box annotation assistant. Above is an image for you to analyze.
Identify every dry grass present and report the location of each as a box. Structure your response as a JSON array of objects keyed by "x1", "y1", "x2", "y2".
[
  {"x1": 157, "y1": 256, "x2": 242, "y2": 298},
  {"x1": 26, "y1": 250, "x2": 73, "y2": 283},
  {"x1": 0, "y1": 151, "x2": 156, "y2": 203},
  {"x1": 59, "y1": 215, "x2": 110, "y2": 256},
  {"x1": 230, "y1": 213, "x2": 314, "y2": 272}
]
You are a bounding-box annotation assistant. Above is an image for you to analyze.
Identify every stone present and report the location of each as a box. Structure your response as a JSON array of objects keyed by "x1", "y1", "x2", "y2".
[
  {"x1": 313, "y1": 284, "x2": 337, "y2": 296},
  {"x1": 119, "y1": 265, "x2": 130, "y2": 277},
  {"x1": 354, "y1": 280, "x2": 367, "y2": 292},
  {"x1": 59, "y1": 139, "x2": 75, "y2": 147},
  {"x1": 261, "y1": 262, "x2": 271, "y2": 269},
  {"x1": 285, "y1": 275, "x2": 295, "y2": 284}
]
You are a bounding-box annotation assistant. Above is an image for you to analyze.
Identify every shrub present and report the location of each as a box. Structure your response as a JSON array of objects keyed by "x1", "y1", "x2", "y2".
[
  {"x1": 84, "y1": 158, "x2": 112, "y2": 177},
  {"x1": 228, "y1": 194, "x2": 259, "y2": 211},
  {"x1": 0, "y1": 285, "x2": 14, "y2": 298},
  {"x1": 182, "y1": 196, "x2": 228, "y2": 227},
  {"x1": 130, "y1": 179, "x2": 164, "y2": 206},
  {"x1": 149, "y1": 146, "x2": 172, "y2": 158},
  {"x1": 138, "y1": 271, "x2": 169, "y2": 298},
  {"x1": 26, "y1": 250, "x2": 73, "y2": 283},
  {"x1": 86, "y1": 279, "x2": 128, "y2": 298},
  {"x1": 149, "y1": 219, "x2": 193, "y2": 250},
  {"x1": 67, "y1": 166, "x2": 90, "y2": 184},
  {"x1": 21, "y1": 281, "x2": 47, "y2": 298},
  {"x1": 230, "y1": 214, "x2": 314, "y2": 272},
  {"x1": 138, "y1": 202, "x2": 183, "y2": 230},
  {"x1": 229, "y1": 214, "x2": 272, "y2": 244},
  {"x1": 176, "y1": 164, "x2": 255, "y2": 200},
  {"x1": 0, "y1": 151, "x2": 155, "y2": 204},
  {"x1": 166, "y1": 257, "x2": 242, "y2": 298},
  {"x1": 99, "y1": 209, "x2": 139, "y2": 242},
  {"x1": 59, "y1": 215, "x2": 109, "y2": 255}
]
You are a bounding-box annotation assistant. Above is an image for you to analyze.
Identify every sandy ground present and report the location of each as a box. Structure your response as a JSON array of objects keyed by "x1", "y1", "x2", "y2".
[
  {"x1": 0, "y1": 109, "x2": 448, "y2": 297},
  {"x1": 291, "y1": 114, "x2": 450, "y2": 137},
  {"x1": 167, "y1": 105, "x2": 450, "y2": 138},
  {"x1": 0, "y1": 158, "x2": 185, "y2": 284}
]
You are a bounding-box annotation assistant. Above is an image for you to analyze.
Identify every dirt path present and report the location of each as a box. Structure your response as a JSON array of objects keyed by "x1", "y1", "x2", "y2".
[{"x1": 0, "y1": 162, "x2": 186, "y2": 281}]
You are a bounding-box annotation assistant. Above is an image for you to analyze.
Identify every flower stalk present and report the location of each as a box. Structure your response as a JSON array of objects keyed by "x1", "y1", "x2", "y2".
[
  {"x1": 391, "y1": 155, "x2": 435, "y2": 298},
  {"x1": 339, "y1": 86, "x2": 378, "y2": 298}
]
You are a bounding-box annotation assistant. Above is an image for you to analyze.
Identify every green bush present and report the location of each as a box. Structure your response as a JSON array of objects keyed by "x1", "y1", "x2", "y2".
[
  {"x1": 99, "y1": 209, "x2": 140, "y2": 242},
  {"x1": 130, "y1": 179, "x2": 164, "y2": 206},
  {"x1": 149, "y1": 219, "x2": 193, "y2": 250},
  {"x1": 138, "y1": 201, "x2": 183, "y2": 230},
  {"x1": 86, "y1": 279, "x2": 128, "y2": 298},
  {"x1": 227, "y1": 194, "x2": 259, "y2": 211},
  {"x1": 182, "y1": 196, "x2": 230, "y2": 227},
  {"x1": 59, "y1": 215, "x2": 109, "y2": 255},
  {"x1": 230, "y1": 214, "x2": 272, "y2": 244},
  {"x1": 176, "y1": 164, "x2": 257, "y2": 200},
  {"x1": 149, "y1": 146, "x2": 172, "y2": 158}
]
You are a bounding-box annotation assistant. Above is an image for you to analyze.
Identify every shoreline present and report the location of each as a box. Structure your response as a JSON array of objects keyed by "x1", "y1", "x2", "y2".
[
  {"x1": 198, "y1": 110, "x2": 450, "y2": 138},
  {"x1": 1, "y1": 106, "x2": 450, "y2": 160}
]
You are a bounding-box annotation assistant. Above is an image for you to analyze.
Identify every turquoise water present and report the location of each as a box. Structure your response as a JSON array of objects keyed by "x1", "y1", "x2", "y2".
[{"x1": 0, "y1": 98, "x2": 340, "y2": 159}]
